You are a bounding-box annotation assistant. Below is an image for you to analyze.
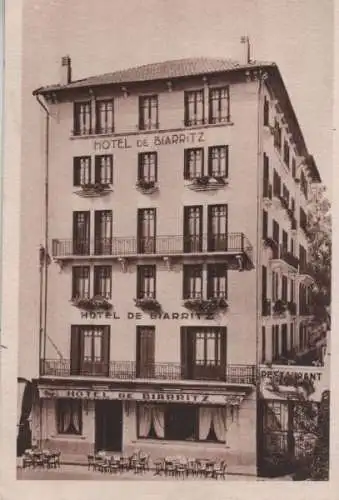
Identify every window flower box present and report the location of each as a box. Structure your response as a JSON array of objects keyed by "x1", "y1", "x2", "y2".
[
  {"x1": 188, "y1": 176, "x2": 227, "y2": 191},
  {"x1": 183, "y1": 297, "x2": 228, "y2": 315},
  {"x1": 136, "y1": 179, "x2": 158, "y2": 194},
  {"x1": 287, "y1": 301, "x2": 297, "y2": 316},
  {"x1": 273, "y1": 299, "x2": 287, "y2": 316},
  {"x1": 134, "y1": 297, "x2": 161, "y2": 312},
  {"x1": 71, "y1": 295, "x2": 112, "y2": 311},
  {"x1": 263, "y1": 236, "x2": 278, "y2": 250},
  {"x1": 76, "y1": 182, "x2": 112, "y2": 198}
]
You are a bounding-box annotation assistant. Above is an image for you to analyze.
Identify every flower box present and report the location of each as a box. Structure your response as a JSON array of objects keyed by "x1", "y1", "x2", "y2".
[
  {"x1": 273, "y1": 299, "x2": 287, "y2": 315},
  {"x1": 183, "y1": 297, "x2": 228, "y2": 315},
  {"x1": 136, "y1": 180, "x2": 158, "y2": 193},
  {"x1": 134, "y1": 297, "x2": 161, "y2": 312},
  {"x1": 287, "y1": 301, "x2": 297, "y2": 316},
  {"x1": 71, "y1": 295, "x2": 112, "y2": 311},
  {"x1": 263, "y1": 236, "x2": 278, "y2": 250}
]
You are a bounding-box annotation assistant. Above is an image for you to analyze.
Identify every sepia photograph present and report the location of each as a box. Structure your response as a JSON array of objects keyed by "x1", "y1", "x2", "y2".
[{"x1": 2, "y1": 0, "x2": 333, "y2": 487}]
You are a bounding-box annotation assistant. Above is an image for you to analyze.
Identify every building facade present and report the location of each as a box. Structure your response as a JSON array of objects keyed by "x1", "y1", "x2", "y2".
[{"x1": 27, "y1": 57, "x2": 321, "y2": 475}]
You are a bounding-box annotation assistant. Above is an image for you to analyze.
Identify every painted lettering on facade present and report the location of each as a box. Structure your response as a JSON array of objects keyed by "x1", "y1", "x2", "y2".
[
  {"x1": 79, "y1": 311, "x2": 215, "y2": 320},
  {"x1": 39, "y1": 388, "x2": 244, "y2": 406},
  {"x1": 94, "y1": 131, "x2": 205, "y2": 152}
]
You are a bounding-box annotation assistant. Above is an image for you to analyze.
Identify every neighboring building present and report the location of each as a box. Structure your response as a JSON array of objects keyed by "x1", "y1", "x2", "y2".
[{"x1": 27, "y1": 56, "x2": 321, "y2": 475}]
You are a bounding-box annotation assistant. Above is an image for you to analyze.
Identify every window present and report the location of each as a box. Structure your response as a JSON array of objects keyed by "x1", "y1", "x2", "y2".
[
  {"x1": 290, "y1": 278, "x2": 295, "y2": 302},
  {"x1": 139, "y1": 95, "x2": 158, "y2": 130},
  {"x1": 262, "y1": 265, "x2": 267, "y2": 300},
  {"x1": 184, "y1": 148, "x2": 204, "y2": 180},
  {"x1": 292, "y1": 158, "x2": 296, "y2": 178},
  {"x1": 282, "y1": 275, "x2": 288, "y2": 302},
  {"x1": 94, "y1": 210, "x2": 112, "y2": 255},
  {"x1": 283, "y1": 140, "x2": 290, "y2": 167},
  {"x1": 72, "y1": 266, "x2": 90, "y2": 299},
  {"x1": 94, "y1": 266, "x2": 112, "y2": 299},
  {"x1": 272, "y1": 325, "x2": 279, "y2": 360},
  {"x1": 262, "y1": 210, "x2": 268, "y2": 239},
  {"x1": 96, "y1": 99, "x2": 114, "y2": 134},
  {"x1": 263, "y1": 96, "x2": 269, "y2": 126},
  {"x1": 300, "y1": 170, "x2": 308, "y2": 199},
  {"x1": 209, "y1": 87, "x2": 230, "y2": 124},
  {"x1": 272, "y1": 219, "x2": 280, "y2": 245},
  {"x1": 300, "y1": 207, "x2": 308, "y2": 232},
  {"x1": 262, "y1": 327, "x2": 266, "y2": 363},
  {"x1": 282, "y1": 230, "x2": 288, "y2": 253},
  {"x1": 273, "y1": 170, "x2": 281, "y2": 197},
  {"x1": 290, "y1": 323, "x2": 294, "y2": 350},
  {"x1": 95, "y1": 155, "x2": 113, "y2": 184},
  {"x1": 207, "y1": 263, "x2": 227, "y2": 299},
  {"x1": 184, "y1": 90, "x2": 204, "y2": 126},
  {"x1": 207, "y1": 204, "x2": 228, "y2": 251},
  {"x1": 183, "y1": 205, "x2": 203, "y2": 253},
  {"x1": 73, "y1": 157, "x2": 91, "y2": 186},
  {"x1": 56, "y1": 399, "x2": 82, "y2": 435},
  {"x1": 291, "y1": 197, "x2": 295, "y2": 214},
  {"x1": 272, "y1": 271, "x2": 279, "y2": 301},
  {"x1": 138, "y1": 152, "x2": 158, "y2": 182},
  {"x1": 273, "y1": 119, "x2": 282, "y2": 150},
  {"x1": 183, "y1": 264, "x2": 203, "y2": 299},
  {"x1": 263, "y1": 153, "x2": 270, "y2": 198},
  {"x1": 281, "y1": 324, "x2": 288, "y2": 356},
  {"x1": 73, "y1": 211, "x2": 90, "y2": 255},
  {"x1": 299, "y1": 245, "x2": 307, "y2": 271},
  {"x1": 74, "y1": 101, "x2": 92, "y2": 136},
  {"x1": 137, "y1": 265, "x2": 156, "y2": 299},
  {"x1": 208, "y1": 146, "x2": 228, "y2": 178},
  {"x1": 136, "y1": 326, "x2": 155, "y2": 378},
  {"x1": 137, "y1": 403, "x2": 226, "y2": 442},
  {"x1": 282, "y1": 185, "x2": 290, "y2": 205},
  {"x1": 137, "y1": 208, "x2": 156, "y2": 254},
  {"x1": 70, "y1": 325, "x2": 110, "y2": 376},
  {"x1": 181, "y1": 326, "x2": 226, "y2": 381}
]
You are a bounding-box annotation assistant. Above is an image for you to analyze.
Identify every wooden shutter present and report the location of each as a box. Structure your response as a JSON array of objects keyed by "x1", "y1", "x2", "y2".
[
  {"x1": 180, "y1": 327, "x2": 188, "y2": 378},
  {"x1": 220, "y1": 327, "x2": 227, "y2": 370},
  {"x1": 102, "y1": 326, "x2": 110, "y2": 376},
  {"x1": 262, "y1": 265, "x2": 267, "y2": 299},
  {"x1": 262, "y1": 210, "x2": 268, "y2": 239},
  {"x1": 70, "y1": 326, "x2": 81, "y2": 375}
]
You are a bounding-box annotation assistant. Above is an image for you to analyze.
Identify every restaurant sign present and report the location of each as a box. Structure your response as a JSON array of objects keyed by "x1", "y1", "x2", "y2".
[
  {"x1": 39, "y1": 387, "x2": 245, "y2": 406},
  {"x1": 259, "y1": 365, "x2": 325, "y2": 401}
]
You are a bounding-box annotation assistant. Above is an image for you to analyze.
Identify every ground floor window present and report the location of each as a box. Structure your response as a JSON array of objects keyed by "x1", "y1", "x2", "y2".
[
  {"x1": 56, "y1": 399, "x2": 82, "y2": 435},
  {"x1": 137, "y1": 403, "x2": 226, "y2": 443}
]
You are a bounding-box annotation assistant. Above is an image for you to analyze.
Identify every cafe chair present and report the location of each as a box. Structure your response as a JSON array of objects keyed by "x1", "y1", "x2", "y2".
[
  {"x1": 164, "y1": 458, "x2": 176, "y2": 477},
  {"x1": 213, "y1": 461, "x2": 227, "y2": 480},
  {"x1": 154, "y1": 459, "x2": 164, "y2": 476},
  {"x1": 176, "y1": 459, "x2": 187, "y2": 479},
  {"x1": 119, "y1": 456, "x2": 130, "y2": 472},
  {"x1": 22, "y1": 452, "x2": 34, "y2": 469}
]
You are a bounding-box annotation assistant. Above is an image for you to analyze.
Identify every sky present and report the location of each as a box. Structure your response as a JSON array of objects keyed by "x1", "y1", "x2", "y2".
[{"x1": 23, "y1": 0, "x2": 334, "y2": 192}]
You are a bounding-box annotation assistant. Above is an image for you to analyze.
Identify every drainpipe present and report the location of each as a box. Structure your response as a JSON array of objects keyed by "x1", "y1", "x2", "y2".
[
  {"x1": 255, "y1": 70, "x2": 266, "y2": 473},
  {"x1": 35, "y1": 95, "x2": 50, "y2": 375}
]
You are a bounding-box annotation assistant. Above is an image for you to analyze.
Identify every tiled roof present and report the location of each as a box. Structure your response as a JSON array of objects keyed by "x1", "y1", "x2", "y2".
[{"x1": 34, "y1": 57, "x2": 275, "y2": 94}]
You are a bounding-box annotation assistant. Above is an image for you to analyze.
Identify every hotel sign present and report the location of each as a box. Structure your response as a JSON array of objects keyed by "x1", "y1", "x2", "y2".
[
  {"x1": 93, "y1": 131, "x2": 205, "y2": 152},
  {"x1": 39, "y1": 387, "x2": 245, "y2": 406}
]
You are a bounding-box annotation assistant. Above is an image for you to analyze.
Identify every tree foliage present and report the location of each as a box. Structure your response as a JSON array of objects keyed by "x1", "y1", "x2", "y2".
[{"x1": 307, "y1": 185, "x2": 331, "y2": 322}]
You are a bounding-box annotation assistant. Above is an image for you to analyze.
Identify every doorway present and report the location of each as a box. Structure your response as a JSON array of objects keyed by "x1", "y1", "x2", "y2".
[{"x1": 95, "y1": 400, "x2": 123, "y2": 452}]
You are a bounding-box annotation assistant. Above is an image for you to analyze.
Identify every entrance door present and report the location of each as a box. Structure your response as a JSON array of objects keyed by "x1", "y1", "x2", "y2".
[{"x1": 95, "y1": 400, "x2": 123, "y2": 452}]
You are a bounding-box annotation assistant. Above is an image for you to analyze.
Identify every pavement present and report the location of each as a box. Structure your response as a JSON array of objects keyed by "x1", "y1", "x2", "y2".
[{"x1": 17, "y1": 464, "x2": 263, "y2": 481}]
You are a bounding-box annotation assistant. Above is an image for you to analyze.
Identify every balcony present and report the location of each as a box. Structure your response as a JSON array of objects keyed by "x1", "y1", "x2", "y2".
[
  {"x1": 186, "y1": 176, "x2": 228, "y2": 192},
  {"x1": 74, "y1": 182, "x2": 113, "y2": 198},
  {"x1": 298, "y1": 262, "x2": 315, "y2": 286},
  {"x1": 52, "y1": 233, "x2": 254, "y2": 271},
  {"x1": 40, "y1": 360, "x2": 256, "y2": 386},
  {"x1": 271, "y1": 244, "x2": 299, "y2": 273}
]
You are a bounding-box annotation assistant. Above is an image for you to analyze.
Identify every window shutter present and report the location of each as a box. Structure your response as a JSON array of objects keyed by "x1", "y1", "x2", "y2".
[
  {"x1": 180, "y1": 327, "x2": 188, "y2": 378},
  {"x1": 225, "y1": 145, "x2": 229, "y2": 178},
  {"x1": 138, "y1": 153, "x2": 143, "y2": 180},
  {"x1": 102, "y1": 326, "x2": 110, "y2": 376},
  {"x1": 182, "y1": 266, "x2": 188, "y2": 299},
  {"x1": 220, "y1": 327, "x2": 227, "y2": 369},
  {"x1": 207, "y1": 264, "x2": 213, "y2": 300},
  {"x1": 73, "y1": 159, "x2": 79, "y2": 186},
  {"x1": 70, "y1": 326, "x2": 81, "y2": 375},
  {"x1": 262, "y1": 210, "x2": 268, "y2": 239}
]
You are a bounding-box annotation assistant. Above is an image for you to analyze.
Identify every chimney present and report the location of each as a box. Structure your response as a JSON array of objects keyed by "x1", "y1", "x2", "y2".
[
  {"x1": 240, "y1": 36, "x2": 251, "y2": 64},
  {"x1": 60, "y1": 55, "x2": 72, "y2": 85}
]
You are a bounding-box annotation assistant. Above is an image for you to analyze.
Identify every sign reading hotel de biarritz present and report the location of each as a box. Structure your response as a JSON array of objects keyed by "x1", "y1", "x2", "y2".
[
  {"x1": 93, "y1": 130, "x2": 206, "y2": 152},
  {"x1": 38, "y1": 387, "x2": 245, "y2": 406}
]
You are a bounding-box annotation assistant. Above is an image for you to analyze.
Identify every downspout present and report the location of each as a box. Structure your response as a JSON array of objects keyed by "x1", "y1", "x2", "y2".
[
  {"x1": 35, "y1": 94, "x2": 50, "y2": 374},
  {"x1": 255, "y1": 71, "x2": 266, "y2": 473}
]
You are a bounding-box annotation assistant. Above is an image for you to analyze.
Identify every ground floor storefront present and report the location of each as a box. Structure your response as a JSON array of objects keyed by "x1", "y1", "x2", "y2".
[{"x1": 31, "y1": 380, "x2": 257, "y2": 475}]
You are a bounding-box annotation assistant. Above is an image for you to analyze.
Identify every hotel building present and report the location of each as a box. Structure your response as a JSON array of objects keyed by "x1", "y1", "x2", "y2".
[{"x1": 26, "y1": 56, "x2": 321, "y2": 475}]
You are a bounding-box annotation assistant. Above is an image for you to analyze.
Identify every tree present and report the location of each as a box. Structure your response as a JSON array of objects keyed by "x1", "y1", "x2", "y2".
[{"x1": 307, "y1": 185, "x2": 331, "y2": 324}]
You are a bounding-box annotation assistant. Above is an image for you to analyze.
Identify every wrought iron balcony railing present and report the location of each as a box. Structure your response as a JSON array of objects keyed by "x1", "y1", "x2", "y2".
[
  {"x1": 40, "y1": 359, "x2": 256, "y2": 385},
  {"x1": 271, "y1": 244, "x2": 299, "y2": 270},
  {"x1": 52, "y1": 233, "x2": 253, "y2": 262}
]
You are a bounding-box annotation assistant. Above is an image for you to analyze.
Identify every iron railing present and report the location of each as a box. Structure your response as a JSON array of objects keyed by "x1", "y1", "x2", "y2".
[
  {"x1": 40, "y1": 359, "x2": 256, "y2": 385},
  {"x1": 272, "y1": 244, "x2": 299, "y2": 270},
  {"x1": 52, "y1": 233, "x2": 253, "y2": 260}
]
